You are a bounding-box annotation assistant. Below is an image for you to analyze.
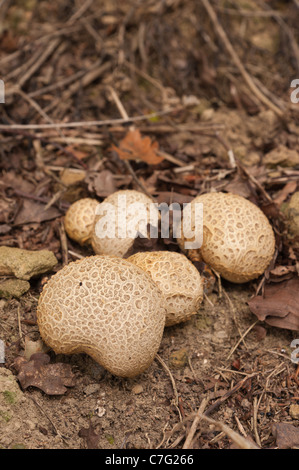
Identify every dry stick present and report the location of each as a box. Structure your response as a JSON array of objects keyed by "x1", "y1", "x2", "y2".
[
  {"x1": 43, "y1": 61, "x2": 112, "y2": 117},
  {"x1": 0, "y1": 107, "x2": 180, "y2": 131},
  {"x1": 6, "y1": 38, "x2": 61, "y2": 98},
  {"x1": 197, "y1": 412, "x2": 260, "y2": 449},
  {"x1": 0, "y1": 24, "x2": 79, "y2": 68},
  {"x1": 58, "y1": 221, "x2": 69, "y2": 266},
  {"x1": 16, "y1": 89, "x2": 68, "y2": 143},
  {"x1": 155, "y1": 354, "x2": 179, "y2": 408},
  {"x1": 222, "y1": 288, "x2": 246, "y2": 351},
  {"x1": 17, "y1": 89, "x2": 54, "y2": 125},
  {"x1": 28, "y1": 64, "x2": 96, "y2": 99},
  {"x1": 238, "y1": 162, "x2": 273, "y2": 203},
  {"x1": 254, "y1": 362, "x2": 287, "y2": 442},
  {"x1": 68, "y1": 250, "x2": 84, "y2": 259},
  {"x1": 201, "y1": 0, "x2": 284, "y2": 118},
  {"x1": 182, "y1": 397, "x2": 209, "y2": 449},
  {"x1": 227, "y1": 320, "x2": 259, "y2": 360},
  {"x1": 204, "y1": 372, "x2": 258, "y2": 417},
  {"x1": 253, "y1": 396, "x2": 262, "y2": 448},
  {"x1": 67, "y1": 0, "x2": 94, "y2": 23},
  {"x1": 260, "y1": 0, "x2": 299, "y2": 73},
  {"x1": 28, "y1": 395, "x2": 68, "y2": 443},
  {"x1": 0, "y1": 128, "x2": 87, "y2": 168},
  {"x1": 17, "y1": 305, "x2": 22, "y2": 342}
]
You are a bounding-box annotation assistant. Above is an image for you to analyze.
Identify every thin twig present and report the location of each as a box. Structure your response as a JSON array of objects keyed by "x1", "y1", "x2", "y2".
[
  {"x1": 227, "y1": 320, "x2": 259, "y2": 360},
  {"x1": 201, "y1": 0, "x2": 285, "y2": 117},
  {"x1": 204, "y1": 373, "x2": 258, "y2": 417},
  {"x1": 253, "y1": 396, "x2": 262, "y2": 447},
  {"x1": 0, "y1": 107, "x2": 181, "y2": 131},
  {"x1": 58, "y1": 221, "x2": 69, "y2": 266},
  {"x1": 197, "y1": 412, "x2": 259, "y2": 449},
  {"x1": 155, "y1": 354, "x2": 179, "y2": 408},
  {"x1": 182, "y1": 397, "x2": 209, "y2": 449}
]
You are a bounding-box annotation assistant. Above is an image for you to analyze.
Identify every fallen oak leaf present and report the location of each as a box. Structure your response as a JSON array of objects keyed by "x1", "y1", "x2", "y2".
[
  {"x1": 248, "y1": 277, "x2": 299, "y2": 331},
  {"x1": 14, "y1": 352, "x2": 76, "y2": 395},
  {"x1": 111, "y1": 129, "x2": 164, "y2": 165}
]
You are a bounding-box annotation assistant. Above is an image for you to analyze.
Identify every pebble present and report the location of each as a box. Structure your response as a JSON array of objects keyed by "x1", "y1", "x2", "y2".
[
  {"x1": 0, "y1": 246, "x2": 58, "y2": 280},
  {"x1": 289, "y1": 404, "x2": 299, "y2": 420},
  {"x1": 131, "y1": 384, "x2": 143, "y2": 395}
]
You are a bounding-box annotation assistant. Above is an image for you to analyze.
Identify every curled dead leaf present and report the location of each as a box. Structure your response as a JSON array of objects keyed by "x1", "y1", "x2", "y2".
[
  {"x1": 111, "y1": 129, "x2": 164, "y2": 165},
  {"x1": 14, "y1": 352, "x2": 76, "y2": 395},
  {"x1": 248, "y1": 277, "x2": 299, "y2": 331}
]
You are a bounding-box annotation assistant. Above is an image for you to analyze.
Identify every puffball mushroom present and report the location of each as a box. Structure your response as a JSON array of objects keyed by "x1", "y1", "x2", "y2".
[
  {"x1": 127, "y1": 251, "x2": 204, "y2": 326},
  {"x1": 91, "y1": 190, "x2": 159, "y2": 258},
  {"x1": 178, "y1": 192, "x2": 275, "y2": 283},
  {"x1": 64, "y1": 198, "x2": 99, "y2": 245},
  {"x1": 37, "y1": 255, "x2": 166, "y2": 378}
]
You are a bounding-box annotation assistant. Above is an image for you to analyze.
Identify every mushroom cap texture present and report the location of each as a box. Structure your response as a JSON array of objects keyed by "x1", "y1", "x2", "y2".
[
  {"x1": 37, "y1": 255, "x2": 166, "y2": 378},
  {"x1": 64, "y1": 198, "x2": 99, "y2": 245},
  {"x1": 127, "y1": 251, "x2": 203, "y2": 326},
  {"x1": 91, "y1": 190, "x2": 158, "y2": 258},
  {"x1": 178, "y1": 192, "x2": 275, "y2": 283}
]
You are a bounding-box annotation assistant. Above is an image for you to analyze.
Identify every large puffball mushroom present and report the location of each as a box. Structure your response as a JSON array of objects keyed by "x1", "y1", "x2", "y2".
[
  {"x1": 127, "y1": 251, "x2": 203, "y2": 326},
  {"x1": 64, "y1": 198, "x2": 99, "y2": 245},
  {"x1": 177, "y1": 192, "x2": 275, "y2": 283},
  {"x1": 91, "y1": 190, "x2": 159, "y2": 258},
  {"x1": 37, "y1": 256, "x2": 166, "y2": 378}
]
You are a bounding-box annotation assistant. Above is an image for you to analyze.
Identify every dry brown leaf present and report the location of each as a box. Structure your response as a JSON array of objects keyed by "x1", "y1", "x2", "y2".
[
  {"x1": 248, "y1": 277, "x2": 299, "y2": 331},
  {"x1": 14, "y1": 199, "x2": 61, "y2": 225},
  {"x1": 272, "y1": 423, "x2": 299, "y2": 449},
  {"x1": 85, "y1": 169, "x2": 116, "y2": 198},
  {"x1": 273, "y1": 180, "x2": 297, "y2": 207},
  {"x1": 78, "y1": 424, "x2": 100, "y2": 449},
  {"x1": 111, "y1": 129, "x2": 164, "y2": 165},
  {"x1": 14, "y1": 352, "x2": 76, "y2": 395}
]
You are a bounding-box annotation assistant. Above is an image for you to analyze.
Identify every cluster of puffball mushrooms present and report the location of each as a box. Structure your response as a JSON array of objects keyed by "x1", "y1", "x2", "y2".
[{"x1": 37, "y1": 190, "x2": 275, "y2": 378}]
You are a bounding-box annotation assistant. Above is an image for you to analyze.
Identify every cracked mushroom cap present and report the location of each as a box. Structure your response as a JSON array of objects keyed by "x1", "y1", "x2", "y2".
[
  {"x1": 127, "y1": 251, "x2": 203, "y2": 326},
  {"x1": 178, "y1": 192, "x2": 275, "y2": 283},
  {"x1": 91, "y1": 190, "x2": 159, "y2": 258},
  {"x1": 64, "y1": 198, "x2": 99, "y2": 245},
  {"x1": 37, "y1": 255, "x2": 166, "y2": 378}
]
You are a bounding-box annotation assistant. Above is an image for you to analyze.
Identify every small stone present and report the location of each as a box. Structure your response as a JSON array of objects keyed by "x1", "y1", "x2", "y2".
[
  {"x1": 0, "y1": 246, "x2": 58, "y2": 280},
  {"x1": 131, "y1": 384, "x2": 143, "y2": 395},
  {"x1": 242, "y1": 151, "x2": 260, "y2": 167},
  {"x1": 285, "y1": 192, "x2": 299, "y2": 239},
  {"x1": 0, "y1": 279, "x2": 30, "y2": 298},
  {"x1": 201, "y1": 108, "x2": 214, "y2": 121},
  {"x1": 83, "y1": 383, "x2": 101, "y2": 396},
  {"x1": 289, "y1": 404, "x2": 299, "y2": 420},
  {"x1": 263, "y1": 145, "x2": 299, "y2": 168},
  {"x1": 60, "y1": 168, "x2": 86, "y2": 186},
  {"x1": 169, "y1": 348, "x2": 188, "y2": 369}
]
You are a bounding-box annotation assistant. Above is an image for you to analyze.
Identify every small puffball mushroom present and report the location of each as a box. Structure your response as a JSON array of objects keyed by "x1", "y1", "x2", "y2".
[
  {"x1": 127, "y1": 251, "x2": 203, "y2": 326},
  {"x1": 64, "y1": 198, "x2": 99, "y2": 245},
  {"x1": 37, "y1": 255, "x2": 166, "y2": 378},
  {"x1": 178, "y1": 192, "x2": 275, "y2": 283},
  {"x1": 91, "y1": 190, "x2": 159, "y2": 258}
]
